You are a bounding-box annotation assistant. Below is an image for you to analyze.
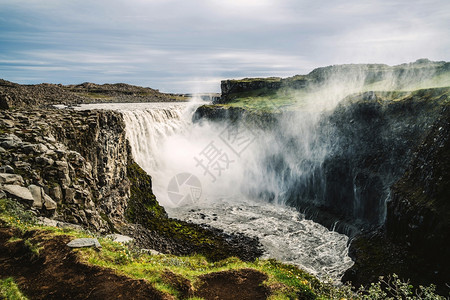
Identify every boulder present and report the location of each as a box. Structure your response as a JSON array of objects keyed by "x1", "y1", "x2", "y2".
[
  {"x1": 1, "y1": 184, "x2": 34, "y2": 204},
  {"x1": 28, "y1": 184, "x2": 43, "y2": 208},
  {"x1": 0, "y1": 133, "x2": 22, "y2": 148},
  {"x1": 0, "y1": 173, "x2": 24, "y2": 185},
  {"x1": 0, "y1": 165, "x2": 15, "y2": 173},
  {"x1": 106, "y1": 234, "x2": 134, "y2": 244},
  {"x1": 37, "y1": 217, "x2": 82, "y2": 230},
  {"x1": 43, "y1": 194, "x2": 57, "y2": 210},
  {"x1": 67, "y1": 238, "x2": 101, "y2": 249}
]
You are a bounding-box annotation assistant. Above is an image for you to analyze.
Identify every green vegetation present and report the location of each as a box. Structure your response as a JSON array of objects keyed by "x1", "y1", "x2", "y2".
[
  {"x1": 0, "y1": 278, "x2": 28, "y2": 300},
  {"x1": 1, "y1": 197, "x2": 446, "y2": 299},
  {"x1": 219, "y1": 86, "x2": 450, "y2": 114}
]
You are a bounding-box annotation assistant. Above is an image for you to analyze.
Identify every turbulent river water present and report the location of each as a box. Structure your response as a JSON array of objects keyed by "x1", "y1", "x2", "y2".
[{"x1": 76, "y1": 102, "x2": 354, "y2": 281}]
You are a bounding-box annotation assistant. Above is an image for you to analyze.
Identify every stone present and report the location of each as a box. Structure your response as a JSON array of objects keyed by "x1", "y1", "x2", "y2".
[
  {"x1": 1, "y1": 184, "x2": 34, "y2": 203},
  {"x1": 0, "y1": 119, "x2": 14, "y2": 128},
  {"x1": 0, "y1": 190, "x2": 5, "y2": 199},
  {"x1": 35, "y1": 156, "x2": 54, "y2": 166},
  {"x1": 106, "y1": 234, "x2": 134, "y2": 244},
  {"x1": 0, "y1": 165, "x2": 14, "y2": 173},
  {"x1": 64, "y1": 188, "x2": 76, "y2": 203},
  {"x1": 0, "y1": 173, "x2": 24, "y2": 185},
  {"x1": 37, "y1": 217, "x2": 82, "y2": 230},
  {"x1": 0, "y1": 146, "x2": 6, "y2": 153},
  {"x1": 43, "y1": 194, "x2": 57, "y2": 210},
  {"x1": 21, "y1": 143, "x2": 48, "y2": 154},
  {"x1": 50, "y1": 184, "x2": 63, "y2": 203},
  {"x1": 67, "y1": 238, "x2": 101, "y2": 249},
  {"x1": 28, "y1": 184, "x2": 43, "y2": 208},
  {"x1": 141, "y1": 249, "x2": 162, "y2": 255},
  {"x1": 13, "y1": 161, "x2": 31, "y2": 170},
  {"x1": 0, "y1": 134, "x2": 22, "y2": 149}
]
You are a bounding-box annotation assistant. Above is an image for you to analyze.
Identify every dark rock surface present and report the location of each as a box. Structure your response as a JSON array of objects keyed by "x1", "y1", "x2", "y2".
[{"x1": 343, "y1": 104, "x2": 450, "y2": 294}]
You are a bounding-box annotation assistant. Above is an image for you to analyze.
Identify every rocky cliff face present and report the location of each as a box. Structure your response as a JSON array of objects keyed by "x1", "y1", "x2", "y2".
[
  {"x1": 343, "y1": 104, "x2": 450, "y2": 293},
  {"x1": 0, "y1": 109, "x2": 130, "y2": 231}
]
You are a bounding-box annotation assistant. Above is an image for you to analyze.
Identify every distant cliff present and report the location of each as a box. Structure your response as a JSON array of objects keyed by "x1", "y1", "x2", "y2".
[
  {"x1": 218, "y1": 59, "x2": 450, "y2": 104},
  {"x1": 0, "y1": 79, "x2": 188, "y2": 109}
]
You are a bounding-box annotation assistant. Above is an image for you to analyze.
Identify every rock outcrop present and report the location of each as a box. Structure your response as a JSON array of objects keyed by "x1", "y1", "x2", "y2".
[{"x1": 0, "y1": 109, "x2": 130, "y2": 230}]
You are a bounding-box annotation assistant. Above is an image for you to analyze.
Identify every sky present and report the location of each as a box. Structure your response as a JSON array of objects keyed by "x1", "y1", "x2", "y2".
[{"x1": 0, "y1": 0, "x2": 449, "y2": 93}]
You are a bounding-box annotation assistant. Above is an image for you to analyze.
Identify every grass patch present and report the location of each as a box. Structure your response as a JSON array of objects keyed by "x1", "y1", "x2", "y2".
[
  {"x1": 1, "y1": 197, "x2": 446, "y2": 299},
  {"x1": 0, "y1": 278, "x2": 28, "y2": 300}
]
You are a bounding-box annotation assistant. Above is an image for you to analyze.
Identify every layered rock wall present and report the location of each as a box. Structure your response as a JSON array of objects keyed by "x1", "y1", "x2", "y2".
[{"x1": 0, "y1": 109, "x2": 131, "y2": 231}]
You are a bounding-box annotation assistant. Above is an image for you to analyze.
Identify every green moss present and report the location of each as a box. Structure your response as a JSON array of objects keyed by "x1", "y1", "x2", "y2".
[
  {"x1": 0, "y1": 277, "x2": 28, "y2": 300},
  {"x1": 125, "y1": 161, "x2": 165, "y2": 221}
]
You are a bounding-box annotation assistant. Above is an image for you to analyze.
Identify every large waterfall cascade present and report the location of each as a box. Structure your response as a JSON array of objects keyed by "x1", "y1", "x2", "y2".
[{"x1": 76, "y1": 100, "x2": 354, "y2": 280}]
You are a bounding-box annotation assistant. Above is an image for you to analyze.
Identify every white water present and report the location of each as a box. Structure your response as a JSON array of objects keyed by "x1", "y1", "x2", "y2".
[{"x1": 75, "y1": 101, "x2": 354, "y2": 280}]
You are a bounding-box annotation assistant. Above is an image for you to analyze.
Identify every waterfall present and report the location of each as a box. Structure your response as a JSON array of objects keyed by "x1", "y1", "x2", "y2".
[
  {"x1": 75, "y1": 101, "x2": 354, "y2": 281},
  {"x1": 122, "y1": 104, "x2": 188, "y2": 172}
]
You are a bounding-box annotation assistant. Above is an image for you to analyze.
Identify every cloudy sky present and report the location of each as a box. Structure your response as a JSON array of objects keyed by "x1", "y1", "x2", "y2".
[{"x1": 0, "y1": 0, "x2": 449, "y2": 93}]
